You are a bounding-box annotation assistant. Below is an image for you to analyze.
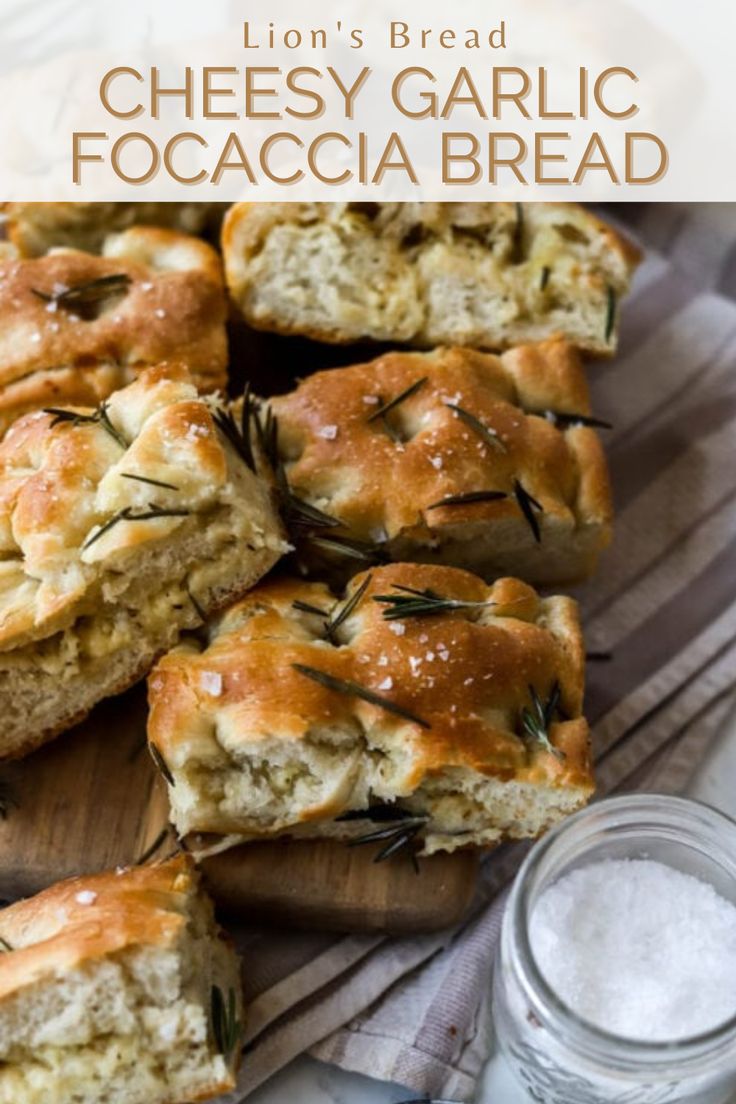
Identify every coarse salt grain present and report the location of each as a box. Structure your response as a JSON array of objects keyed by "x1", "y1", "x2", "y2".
[
  {"x1": 530, "y1": 859, "x2": 736, "y2": 1042},
  {"x1": 75, "y1": 891, "x2": 97, "y2": 906},
  {"x1": 317, "y1": 425, "x2": 338, "y2": 440},
  {"x1": 200, "y1": 671, "x2": 222, "y2": 696},
  {"x1": 378, "y1": 676, "x2": 393, "y2": 690},
  {"x1": 389, "y1": 622, "x2": 406, "y2": 636}
]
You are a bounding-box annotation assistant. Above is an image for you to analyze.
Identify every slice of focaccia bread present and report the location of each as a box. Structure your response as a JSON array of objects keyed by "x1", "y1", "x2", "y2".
[
  {"x1": 264, "y1": 339, "x2": 612, "y2": 585},
  {"x1": 0, "y1": 856, "x2": 243, "y2": 1104},
  {"x1": 147, "y1": 564, "x2": 594, "y2": 856},
  {"x1": 2, "y1": 202, "x2": 227, "y2": 256},
  {"x1": 0, "y1": 226, "x2": 228, "y2": 437},
  {"x1": 0, "y1": 363, "x2": 287, "y2": 760},
  {"x1": 222, "y1": 201, "x2": 640, "y2": 355}
]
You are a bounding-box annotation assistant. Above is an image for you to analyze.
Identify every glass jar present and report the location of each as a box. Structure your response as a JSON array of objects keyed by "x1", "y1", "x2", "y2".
[{"x1": 493, "y1": 794, "x2": 736, "y2": 1104}]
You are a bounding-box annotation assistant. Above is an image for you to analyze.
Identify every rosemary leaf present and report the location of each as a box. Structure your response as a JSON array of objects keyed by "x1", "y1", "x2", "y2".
[
  {"x1": 427, "y1": 490, "x2": 507, "y2": 510},
  {"x1": 445, "y1": 403, "x2": 506, "y2": 452},
  {"x1": 367, "y1": 377, "x2": 427, "y2": 424},
  {"x1": 306, "y1": 534, "x2": 384, "y2": 563},
  {"x1": 212, "y1": 406, "x2": 255, "y2": 473},
  {"x1": 520, "y1": 683, "x2": 565, "y2": 761},
  {"x1": 82, "y1": 504, "x2": 190, "y2": 551},
  {"x1": 211, "y1": 985, "x2": 242, "y2": 1062},
  {"x1": 540, "y1": 265, "x2": 551, "y2": 290},
  {"x1": 44, "y1": 401, "x2": 127, "y2": 449},
  {"x1": 292, "y1": 599, "x2": 330, "y2": 618},
  {"x1": 323, "y1": 574, "x2": 372, "y2": 643},
  {"x1": 187, "y1": 588, "x2": 207, "y2": 623},
  {"x1": 32, "y1": 273, "x2": 131, "y2": 315},
  {"x1": 120, "y1": 472, "x2": 180, "y2": 491},
  {"x1": 135, "y1": 826, "x2": 172, "y2": 866},
  {"x1": 605, "y1": 285, "x2": 617, "y2": 343},
  {"x1": 374, "y1": 584, "x2": 494, "y2": 621},
  {"x1": 513, "y1": 479, "x2": 544, "y2": 543},
  {"x1": 336, "y1": 804, "x2": 420, "y2": 824},
  {"x1": 285, "y1": 492, "x2": 341, "y2": 533},
  {"x1": 539, "y1": 410, "x2": 613, "y2": 431},
  {"x1": 148, "y1": 743, "x2": 175, "y2": 787},
  {"x1": 0, "y1": 935, "x2": 13, "y2": 953},
  {"x1": 292, "y1": 663, "x2": 431, "y2": 729}
]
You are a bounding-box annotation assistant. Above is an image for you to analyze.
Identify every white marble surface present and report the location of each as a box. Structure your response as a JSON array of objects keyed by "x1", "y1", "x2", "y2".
[{"x1": 246, "y1": 707, "x2": 736, "y2": 1104}]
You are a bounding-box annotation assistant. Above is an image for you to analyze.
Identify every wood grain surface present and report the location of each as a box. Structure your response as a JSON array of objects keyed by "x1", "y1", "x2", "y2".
[{"x1": 0, "y1": 685, "x2": 478, "y2": 932}]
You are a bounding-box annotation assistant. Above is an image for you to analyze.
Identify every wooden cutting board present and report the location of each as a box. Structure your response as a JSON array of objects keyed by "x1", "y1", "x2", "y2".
[{"x1": 0, "y1": 685, "x2": 478, "y2": 933}]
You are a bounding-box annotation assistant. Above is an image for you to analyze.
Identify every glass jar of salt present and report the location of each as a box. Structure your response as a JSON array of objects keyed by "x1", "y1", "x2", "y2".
[{"x1": 493, "y1": 794, "x2": 736, "y2": 1104}]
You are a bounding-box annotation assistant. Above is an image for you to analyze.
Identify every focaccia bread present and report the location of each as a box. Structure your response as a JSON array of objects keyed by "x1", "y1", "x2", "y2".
[
  {"x1": 0, "y1": 363, "x2": 286, "y2": 760},
  {"x1": 147, "y1": 564, "x2": 593, "y2": 855},
  {"x1": 2, "y1": 202, "x2": 227, "y2": 257},
  {"x1": 0, "y1": 226, "x2": 228, "y2": 437},
  {"x1": 0, "y1": 855, "x2": 242, "y2": 1104},
  {"x1": 222, "y1": 201, "x2": 640, "y2": 355},
  {"x1": 265, "y1": 339, "x2": 612, "y2": 585}
]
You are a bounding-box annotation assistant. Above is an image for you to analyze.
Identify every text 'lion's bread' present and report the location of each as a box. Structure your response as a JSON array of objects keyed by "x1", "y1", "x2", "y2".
[
  {"x1": 222, "y1": 201, "x2": 640, "y2": 355},
  {"x1": 147, "y1": 564, "x2": 594, "y2": 855},
  {"x1": 0, "y1": 855, "x2": 243, "y2": 1104},
  {"x1": 0, "y1": 364, "x2": 287, "y2": 761},
  {"x1": 0, "y1": 226, "x2": 228, "y2": 437},
  {"x1": 264, "y1": 340, "x2": 612, "y2": 585},
  {"x1": 2, "y1": 202, "x2": 227, "y2": 257}
]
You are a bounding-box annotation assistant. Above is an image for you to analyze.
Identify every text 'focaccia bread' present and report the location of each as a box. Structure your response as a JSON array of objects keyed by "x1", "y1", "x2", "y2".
[
  {"x1": 2, "y1": 202, "x2": 227, "y2": 257},
  {"x1": 0, "y1": 226, "x2": 228, "y2": 437},
  {"x1": 0, "y1": 364, "x2": 286, "y2": 761},
  {"x1": 222, "y1": 201, "x2": 640, "y2": 355},
  {"x1": 147, "y1": 564, "x2": 594, "y2": 855},
  {"x1": 0, "y1": 855, "x2": 242, "y2": 1104},
  {"x1": 265, "y1": 340, "x2": 612, "y2": 585}
]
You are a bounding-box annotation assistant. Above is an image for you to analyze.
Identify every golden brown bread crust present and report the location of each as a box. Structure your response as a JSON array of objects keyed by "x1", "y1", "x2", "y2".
[
  {"x1": 268, "y1": 340, "x2": 612, "y2": 585},
  {"x1": 222, "y1": 201, "x2": 641, "y2": 354},
  {"x1": 2, "y1": 202, "x2": 227, "y2": 256},
  {"x1": 0, "y1": 363, "x2": 286, "y2": 760},
  {"x1": 0, "y1": 227, "x2": 227, "y2": 436},
  {"x1": 148, "y1": 564, "x2": 593, "y2": 847},
  {"x1": 0, "y1": 855, "x2": 241, "y2": 1102},
  {"x1": 0, "y1": 857, "x2": 196, "y2": 1001}
]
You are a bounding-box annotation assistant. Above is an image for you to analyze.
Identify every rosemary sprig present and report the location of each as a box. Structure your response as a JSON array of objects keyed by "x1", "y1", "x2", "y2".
[
  {"x1": 213, "y1": 405, "x2": 255, "y2": 472},
  {"x1": 148, "y1": 743, "x2": 175, "y2": 786},
  {"x1": 513, "y1": 479, "x2": 544, "y2": 543},
  {"x1": 605, "y1": 285, "x2": 617, "y2": 342},
  {"x1": 292, "y1": 663, "x2": 431, "y2": 729},
  {"x1": 211, "y1": 986, "x2": 242, "y2": 1063},
  {"x1": 538, "y1": 410, "x2": 613, "y2": 430},
  {"x1": 445, "y1": 403, "x2": 506, "y2": 452},
  {"x1": 82, "y1": 504, "x2": 190, "y2": 551},
  {"x1": 254, "y1": 400, "x2": 280, "y2": 471},
  {"x1": 339, "y1": 805, "x2": 429, "y2": 865},
  {"x1": 374, "y1": 584, "x2": 494, "y2": 621},
  {"x1": 44, "y1": 401, "x2": 127, "y2": 449},
  {"x1": 540, "y1": 265, "x2": 551, "y2": 290},
  {"x1": 323, "y1": 574, "x2": 372, "y2": 643},
  {"x1": 32, "y1": 273, "x2": 131, "y2": 316},
  {"x1": 520, "y1": 683, "x2": 565, "y2": 761},
  {"x1": 120, "y1": 472, "x2": 180, "y2": 491},
  {"x1": 284, "y1": 490, "x2": 341, "y2": 534},
  {"x1": 135, "y1": 826, "x2": 173, "y2": 866},
  {"x1": 427, "y1": 490, "x2": 507, "y2": 510},
  {"x1": 0, "y1": 935, "x2": 13, "y2": 953},
  {"x1": 366, "y1": 377, "x2": 428, "y2": 432}
]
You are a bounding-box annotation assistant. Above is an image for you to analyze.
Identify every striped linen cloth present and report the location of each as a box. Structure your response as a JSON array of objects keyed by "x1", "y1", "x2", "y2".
[{"x1": 222, "y1": 203, "x2": 736, "y2": 1102}]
